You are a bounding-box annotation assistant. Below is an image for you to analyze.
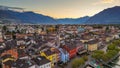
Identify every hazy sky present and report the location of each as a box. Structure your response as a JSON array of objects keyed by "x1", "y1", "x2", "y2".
[{"x1": 0, "y1": 0, "x2": 120, "y2": 18}]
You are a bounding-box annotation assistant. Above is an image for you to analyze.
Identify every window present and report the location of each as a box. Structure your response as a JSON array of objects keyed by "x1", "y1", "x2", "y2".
[
  {"x1": 49, "y1": 64, "x2": 50, "y2": 67},
  {"x1": 47, "y1": 64, "x2": 49, "y2": 67},
  {"x1": 52, "y1": 56, "x2": 54, "y2": 58}
]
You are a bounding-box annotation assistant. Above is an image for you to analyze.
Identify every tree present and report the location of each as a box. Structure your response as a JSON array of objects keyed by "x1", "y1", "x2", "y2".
[
  {"x1": 82, "y1": 55, "x2": 88, "y2": 61},
  {"x1": 72, "y1": 58, "x2": 85, "y2": 68},
  {"x1": 72, "y1": 62, "x2": 78, "y2": 68},
  {"x1": 94, "y1": 50, "x2": 104, "y2": 54},
  {"x1": 105, "y1": 53, "x2": 113, "y2": 59},
  {"x1": 101, "y1": 54, "x2": 109, "y2": 61},
  {"x1": 16, "y1": 30, "x2": 20, "y2": 33},
  {"x1": 15, "y1": 26, "x2": 18, "y2": 30},
  {"x1": 6, "y1": 31, "x2": 12, "y2": 35},
  {"x1": 92, "y1": 39, "x2": 120, "y2": 62},
  {"x1": 107, "y1": 50, "x2": 118, "y2": 56},
  {"x1": 72, "y1": 58, "x2": 80, "y2": 68},
  {"x1": 107, "y1": 44, "x2": 116, "y2": 50},
  {"x1": 106, "y1": 26, "x2": 109, "y2": 31},
  {"x1": 2, "y1": 25, "x2": 7, "y2": 32},
  {"x1": 92, "y1": 50, "x2": 104, "y2": 60},
  {"x1": 112, "y1": 40, "x2": 120, "y2": 46},
  {"x1": 78, "y1": 58, "x2": 85, "y2": 65}
]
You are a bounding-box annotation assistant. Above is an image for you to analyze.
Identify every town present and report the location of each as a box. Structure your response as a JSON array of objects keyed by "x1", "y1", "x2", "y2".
[{"x1": 0, "y1": 24, "x2": 120, "y2": 68}]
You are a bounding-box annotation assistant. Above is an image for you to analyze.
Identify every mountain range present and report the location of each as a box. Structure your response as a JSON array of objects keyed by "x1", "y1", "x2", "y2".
[
  {"x1": 86, "y1": 6, "x2": 120, "y2": 24},
  {"x1": 0, "y1": 6, "x2": 120, "y2": 24}
]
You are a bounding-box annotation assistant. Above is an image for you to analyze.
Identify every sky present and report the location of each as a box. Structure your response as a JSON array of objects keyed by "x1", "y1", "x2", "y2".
[{"x1": 0, "y1": 0, "x2": 120, "y2": 18}]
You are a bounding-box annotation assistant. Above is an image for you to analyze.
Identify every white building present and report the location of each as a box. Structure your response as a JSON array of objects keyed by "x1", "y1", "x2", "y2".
[{"x1": 32, "y1": 56, "x2": 51, "y2": 68}]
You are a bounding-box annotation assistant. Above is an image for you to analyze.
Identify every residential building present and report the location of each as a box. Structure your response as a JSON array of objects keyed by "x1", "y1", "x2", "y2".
[
  {"x1": 59, "y1": 48, "x2": 69, "y2": 63},
  {"x1": 12, "y1": 59, "x2": 35, "y2": 68},
  {"x1": 63, "y1": 43, "x2": 77, "y2": 59},
  {"x1": 32, "y1": 56, "x2": 51, "y2": 68},
  {"x1": 85, "y1": 40, "x2": 98, "y2": 51},
  {"x1": 40, "y1": 49, "x2": 57, "y2": 66},
  {"x1": 1, "y1": 54, "x2": 15, "y2": 68},
  {"x1": 1, "y1": 49, "x2": 18, "y2": 59}
]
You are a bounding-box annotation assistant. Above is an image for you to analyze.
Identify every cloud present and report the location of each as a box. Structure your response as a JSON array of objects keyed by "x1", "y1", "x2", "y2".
[
  {"x1": 93, "y1": 0, "x2": 114, "y2": 5},
  {"x1": 102, "y1": 0, "x2": 114, "y2": 3},
  {"x1": 0, "y1": 5, "x2": 24, "y2": 10}
]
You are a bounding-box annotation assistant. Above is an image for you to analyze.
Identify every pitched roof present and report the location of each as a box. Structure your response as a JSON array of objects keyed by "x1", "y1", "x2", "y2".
[
  {"x1": 12, "y1": 59, "x2": 34, "y2": 68},
  {"x1": 32, "y1": 56, "x2": 50, "y2": 66},
  {"x1": 85, "y1": 39, "x2": 99, "y2": 44},
  {"x1": 64, "y1": 42, "x2": 76, "y2": 50},
  {"x1": 44, "y1": 49, "x2": 56, "y2": 56}
]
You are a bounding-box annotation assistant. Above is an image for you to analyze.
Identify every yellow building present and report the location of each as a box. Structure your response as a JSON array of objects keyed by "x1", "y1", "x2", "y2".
[
  {"x1": 88, "y1": 44, "x2": 98, "y2": 51},
  {"x1": 40, "y1": 49, "x2": 57, "y2": 66},
  {"x1": 85, "y1": 40, "x2": 98, "y2": 51},
  {"x1": 47, "y1": 27, "x2": 56, "y2": 32},
  {"x1": 106, "y1": 36, "x2": 113, "y2": 42}
]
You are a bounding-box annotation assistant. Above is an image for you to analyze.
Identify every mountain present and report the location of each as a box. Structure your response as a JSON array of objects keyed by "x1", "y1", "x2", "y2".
[
  {"x1": 1, "y1": 6, "x2": 120, "y2": 24},
  {"x1": 0, "y1": 9, "x2": 89, "y2": 24},
  {"x1": 86, "y1": 6, "x2": 120, "y2": 24},
  {"x1": 57, "y1": 16, "x2": 90, "y2": 24},
  {"x1": 0, "y1": 10, "x2": 57, "y2": 24}
]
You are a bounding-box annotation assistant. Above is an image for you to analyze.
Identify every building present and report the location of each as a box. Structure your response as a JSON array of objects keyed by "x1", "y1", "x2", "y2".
[
  {"x1": 32, "y1": 56, "x2": 51, "y2": 68},
  {"x1": 40, "y1": 49, "x2": 57, "y2": 66},
  {"x1": 1, "y1": 49, "x2": 18, "y2": 59},
  {"x1": 1, "y1": 54, "x2": 15, "y2": 68},
  {"x1": 26, "y1": 26, "x2": 35, "y2": 34},
  {"x1": 63, "y1": 42, "x2": 77, "y2": 59},
  {"x1": 75, "y1": 41, "x2": 87, "y2": 54},
  {"x1": 77, "y1": 27, "x2": 85, "y2": 33},
  {"x1": 3, "y1": 35, "x2": 12, "y2": 40},
  {"x1": 59, "y1": 48, "x2": 69, "y2": 63},
  {"x1": 50, "y1": 48, "x2": 61, "y2": 62},
  {"x1": 85, "y1": 40, "x2": 98, "y2": 51},
  {"x1": 12, "y1": 59, "x2": 35, "y2": 68},
  {"x1": 16, "y1": 38, "x2": 26, "y2": 45},
  {"x1": 105, "y1": 36, "x2": 113, "y2": 42}
]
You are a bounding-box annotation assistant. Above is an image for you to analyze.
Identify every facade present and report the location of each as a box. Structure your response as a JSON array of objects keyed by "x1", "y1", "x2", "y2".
[
  {"x1": 106, "y1": 36, "x2": 113, "y2": 42},
  {"x1": 75, "y1": 41, "x2": 87, "y2": 54},
  {"x1": 77, "y1": 27, "x2": 85, "y2": 33},
  {"x1": 50, "y1": 48, "x2": 61, "y2": 62},
  {"x1": 63, "y1": 43, "x2": 77, "y2": 59},
  {"x1": 36, "y1": 28, "x2": 42, "y2": 34},
  {"x1": 40, "y1": 49, "x2": 57, "y2": 66},
  {"x1": 32, "y1": 56, "x2": 51, "y2": 68},
  {"x1": 26, "y1": 26, "x2": 35, "y2": 34},
  {"x1": 1, "y1": 54, "x2": 15, "y2": 68},
  {"x1": 11, "y1": 59, "x2": 35, "y2": 68},
  {"x1": 59, "y1": 48, "x2": 69, "y2": 63},
  {"x1": 88, "y1": 44, "x2": 98, "y2": 51},
  {"x1": 85, "y1": 40, "x2": 98, "y2": 51},
  {"x1": 1, "y1": 49, "x2": 18, "y2": 59},
  {"x1": 113, "y1": 34, "x2": 120, "y2": 39},
  {"x1": 16, "y1": 38, "x2": 26, "y2": 45}
]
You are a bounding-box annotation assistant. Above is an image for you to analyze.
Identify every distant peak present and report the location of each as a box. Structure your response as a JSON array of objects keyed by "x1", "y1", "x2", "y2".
[
  {"x1": 24, "y1": 11, "x2": 34, "y2": 13},
  {"x1": 108, "y1": 6, "x2": 120, "y2": 9},
  {"x1": 113, "y1": 6, "x2": 120, "y2": 8}
]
